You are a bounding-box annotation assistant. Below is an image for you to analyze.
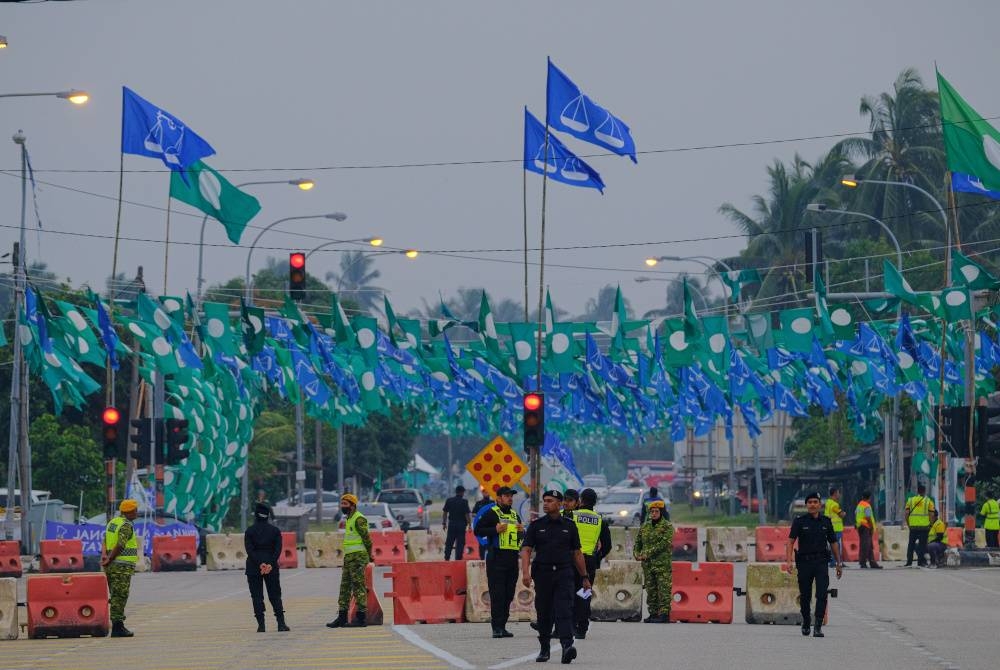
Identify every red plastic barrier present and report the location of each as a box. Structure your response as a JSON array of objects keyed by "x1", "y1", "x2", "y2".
[
  {"x1": 385, "y1": 560, "x2": 467, "y2": 624},
  {"x1": 0, "y1": 540, "x2": 22, "y2": 578},
  {"x1": 279, "y1": 532, "x2": 298, "y2": 569},
  {"x1": 151, "y1": 535, "x2": 198, "y2": 572},
  {"x1": 347, "y1": 562, "x2": 384, "y2": 625},
  {"x1": 26, "y1": 573, "x2": 110, "y2": 638},
  {"x1": 670, "y1": 561, "x2": 733, "y2": 624},
  {"x1": 842, "y1": 527, "x2": 881, "y2": 562},
  {"x1": 946, "y1": 527, "x2": 964, "y2": 547},
  {"x1": 461, "y1": 529, "x2": 478, "y2": 560},
  {"x1": 370, "y1": 530, "x2": 406, "y2": 566},
  {"x1": 672, "y1": 526, "x2": 698, "y2": 561},
  {"x1": 754, "y1": 526, "x2": 787, "y2": 562},
  {"x1": 39, "y1": 539, "x2": 84, "y2": 574}
]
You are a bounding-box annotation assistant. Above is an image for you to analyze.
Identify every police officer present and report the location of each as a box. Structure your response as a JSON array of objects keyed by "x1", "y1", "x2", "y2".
[
  {"x1": 102, "y1": 499, "x2": 139, "y2": 638},
  {"x1": 572, "y1": 488, "x2": 611, "y2": 639},
  {"x1": 904, "y1": 483, "x2": 934, "y2": 567},
  {"x1": 562, "y1": 489, "x2": 579, "y2": 517},
  {"x1": 785, "y1": 492, "x2": 843, "y2": 638},
  {"x1": 980, "y1": 488, "x2": 999, "y2": 548},
  {"x1": 244, "y1": 502, "x2": 289, "y2": 632},
  {"x1": 442, "y1": 485, "x2": 471, "y2": 560},
  {"x1": 472, "y1": 489, "x2": 493, "y2": 559},
  {"x1": 474, "y1": 485, "x2": 523, "y2": 639},
  {"x1": 521, "y1": 490, "x2": 589, "y2": 664},
  {"x1": 327, "y1": 494, "x2": 374, "y2": 628}
]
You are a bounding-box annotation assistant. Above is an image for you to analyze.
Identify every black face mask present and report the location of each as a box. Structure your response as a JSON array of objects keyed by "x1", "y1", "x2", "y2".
[{"x1": 341, "y1": 506, "x2": 351, "y2": 515}]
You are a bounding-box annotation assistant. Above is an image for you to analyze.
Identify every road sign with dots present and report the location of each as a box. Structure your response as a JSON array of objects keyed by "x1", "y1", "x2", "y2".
[{"x1": 465, "y1": 435, "x2": 528, "y2": 495}]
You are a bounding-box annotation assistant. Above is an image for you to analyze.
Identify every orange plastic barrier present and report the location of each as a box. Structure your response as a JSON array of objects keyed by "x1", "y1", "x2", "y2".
[
  {"x1": 39, "y1": 539, "x2": 84, "y2": 574},
  {"x1": 672, "y1": 526, "x2": 698, "y2": 561},
  {"x1": 842, "y1": 527, "x2": 881, "y2": 562},
  {"x1": 279, "y1": 532, "x2": 298, "y2": 569},
  {"x1": 754, "y1": 526, "x2": 787, "y2": 562},
  {"x1": 151, "y1": 535, "x2": 198, "y2": 572},
  {"x1": 670, "y1": 561, "x2": 733, "y2": 624},
  {"x1": 370, "y1": 530, "x2": 406, "y2": 566},
  {"x1": 461, "y1": 529, "x2": 479, "y2": 560},
  {"x1": 0, "y1": 540, "x2": 22, "y2": 578},
  {"x1": 347, "y1": 562, "x2": 384, "y2": 625},
  {"x1": 385, "y1": 560, "x2": 467, "y2": 624},
  {"x1": 946, "y1": 527, "x2": 964, "y2": 547},
  {"x1": 26, "y1": 573, "x2": 110, "y2": 638}
]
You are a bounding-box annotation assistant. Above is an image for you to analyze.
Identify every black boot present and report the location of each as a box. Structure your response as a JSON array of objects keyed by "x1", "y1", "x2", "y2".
[
  {"x1": 813, "y1": 624, "x2": 824, "y2": 638},
  {"x1": 276, "y1": 614, "x2": 290, "y2": 632},
  {"x1": 560, "y1": 641, "x2": 577, "y2": 664},
  {"x1": 801, "y1": 614, "x2": 811, "y2": 636},
  {"x1": 536, "y1": 637, "x2": 551, "y2": 662},
  {"x1": 255, "y1": 615, "x2": 266, "y2": 633},
  {"x1": 326, "y1": 610, "x2": 349, "y2": 628},
  {"x1": 347, "y1": 610, "x2": 366, "y2": 627},
  {"x1": 110, "y1": 621, "x2": 134, "y2": 638}
]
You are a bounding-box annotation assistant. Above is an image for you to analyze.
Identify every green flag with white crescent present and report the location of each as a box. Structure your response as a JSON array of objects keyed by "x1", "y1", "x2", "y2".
[
  {"x1": 937, "y1": 70, "x2": 1000, "y2": 193},
  {"x1": 170, "y1": 161, "x2": 261, "y2": 244},
  {"x1": 951, "y1": 248, "x2": 1000, "y2": 290}
]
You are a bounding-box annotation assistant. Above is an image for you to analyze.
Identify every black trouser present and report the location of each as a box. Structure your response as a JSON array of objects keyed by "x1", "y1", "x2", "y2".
[
  {"x1": 795, "y1": 559, "x2": 829, "y2": 627},
  {"x1": 478, "y1": 543, "x2": 487, "y2": 559},
  {"x1": 906, "y1": 527, "x2": 930, "y2": 565},
  {"x1": 986, "y1": 529, "x2": 999, "y2": 549},
  {"x1": 573, "y1": 556, "x2": 598, "y2": 633},
  {"x1": 858, "y1": 526, "x2": 878, "y2": 567},
  {"x1": 247, "y1": 569, "x2": 284, "y2": 617},
  {"x1": 486, "y1": 561, "x2": 518, "y2": 631},
  {"x1": 444, "y1": 525, "x2": 466, "y2": 561},
  {"x1": 533, "y1": 563, "x2": 575, "y2": 647}
]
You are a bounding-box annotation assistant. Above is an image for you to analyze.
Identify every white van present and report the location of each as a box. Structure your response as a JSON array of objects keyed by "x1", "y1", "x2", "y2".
[{"x1": 0, "y1": 488, "x2": 53, "y2": 511}]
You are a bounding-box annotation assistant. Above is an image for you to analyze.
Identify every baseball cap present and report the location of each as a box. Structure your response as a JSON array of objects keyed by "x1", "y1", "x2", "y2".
[{"x1": 496, "y1": 486, "x2": 517, "y2": 496}]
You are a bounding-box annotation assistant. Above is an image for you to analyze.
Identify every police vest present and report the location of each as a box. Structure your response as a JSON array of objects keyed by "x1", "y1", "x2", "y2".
[
  {"x1": 344, "y1": 511, "x2": 368, "y2": 554},
  {"x1": 907, "y1": 496, "x2": 931, "y2": 528},
  {"x1": 824, "y1": 499, "x2": 844, "y2": 532},
  {"x1": 104, "y1": 516, "x2": 138, "y2": 565},
  {"x1": 928, "y1": 520, "x2": 948, "y2": 545},
  {"x1": 855, "y1": 500, "x2": 873, "y2": 529},
  {"x1": 495, "y1": 508, "x2": 521, "y2": 551},
  {"x1": 982, "y1": 499, "x2": 1000, "y2": 531},
  {"x1": 571, "y1": 509, "x2": 601, "y2": 556}
]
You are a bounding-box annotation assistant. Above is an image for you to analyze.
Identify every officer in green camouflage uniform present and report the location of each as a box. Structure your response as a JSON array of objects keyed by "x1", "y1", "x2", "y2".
[
  {"x1": 102, "y1": 499, "x2": 139, "y2": 637},
  {"x1": 632, "y1": 499, "x2": 673, "y2": 623},
  {"x1": 327, "y1": 494, "x2": 374, "y2": 628}
]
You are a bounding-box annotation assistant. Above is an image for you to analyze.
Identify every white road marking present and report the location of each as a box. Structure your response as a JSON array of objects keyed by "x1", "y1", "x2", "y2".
[{"x1": 392, "y1": 624, "x2": 476, "y2": 669}]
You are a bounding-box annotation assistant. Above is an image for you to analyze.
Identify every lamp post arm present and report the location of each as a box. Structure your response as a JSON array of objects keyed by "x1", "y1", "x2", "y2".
[
  {"x1": 827, "y1": 208, "x2": 903, "y2": 273},
  {"x1": 244, "y1": 215, "x2": 314, "y2": 304}
]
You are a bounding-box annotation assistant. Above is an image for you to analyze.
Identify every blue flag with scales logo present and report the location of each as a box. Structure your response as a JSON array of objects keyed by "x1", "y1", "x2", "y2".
[
  {"x1": 524, "y1": 108, "x2": 605, "y2": 192},
  {"x1": 121, "y1": 87, "x2": 215, "y2": 176}
]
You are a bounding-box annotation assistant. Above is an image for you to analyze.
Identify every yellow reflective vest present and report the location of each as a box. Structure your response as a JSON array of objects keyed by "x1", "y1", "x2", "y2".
[
  {"x1": 496, "y1": 507, "x2": 522, "y2": 551},
  {"x1": 104, "y1": 516, "x2": 138, "y2": 565},
  {"x1": 854, "y1": 500, "x2": 874, "y2": 529},
  {"x1": 824, "y1": 499, "x2": 844, "y2": 532},
  {"x1": 572, "y1": 509, "x2": 601, "y2": 556},
  {"x1": 344, "y1": 511, "x2": 368, "y2": 554},
  {"x1": 905, "y1": 495, "x2": 933, "y2": 528},
  {"x1": 981, "y1": 499, "x2": 1000, "y2": 531},
  {"x1": 928, "y1": 519, "x2": 948, "y2": 545}
]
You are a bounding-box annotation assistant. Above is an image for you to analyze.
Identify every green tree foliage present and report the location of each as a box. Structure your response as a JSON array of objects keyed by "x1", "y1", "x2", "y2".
[
  {"x1": 325, "y1": 251, "x2": 385, "y2": 315},
  {"x1": 28, "y1": 413, "x2": 105, "y2": 516},
  {"x1": 339, "y1": 406, "x2": 424, "y2": 488},
  {"x1": 784, "y1": 402, "x2": 861, "y2": 468}
]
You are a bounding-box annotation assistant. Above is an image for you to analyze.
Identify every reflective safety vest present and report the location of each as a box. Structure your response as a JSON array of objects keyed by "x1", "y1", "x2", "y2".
[
  {"x1": 906, "y1": 496, "x2": 932, "y2": 528},
  {"x1": 855, "y1": 500, "x2": 874, "y2": 529},
  {"x1": 982, "y1": 499, "x2": 1000, "y2": 531},
  {"x1": 928, "y1": 519, "x2": 948, "y2": 545},
  {"x1": 572, "y1": 509, "x2": 601, "y2": 556},
  {"x1": 495, "y1": 507, "x2": 522, "y2": 551},
  {"x1": 824, "y1": 499, "x2": 844, "y2": 532},
  {"x1": 344, "y1": 511, "x2": 368, "y2": 554},
  {"x1": 104, "y1": 516, "x2": 138, "y2": 565}
]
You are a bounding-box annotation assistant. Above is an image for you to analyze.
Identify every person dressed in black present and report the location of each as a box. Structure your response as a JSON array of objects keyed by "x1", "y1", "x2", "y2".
[
  {"x1": 785, "y1": 492, "x2": 842, "y2": 638},
  {"x1": 572, "y1": 488, "x2": 612, "y2": 639},
  {"x1": 244, "y1": 503, "x2": 290, "y2": 632},
  {"x1": 474, "y1": 485, "x2": 523, "y2": 639},
  {"x1": 521, "y1": 490, "x2": 590, "y2": 664},
  {"x1": 472, "y1": 489, "x2": 493, "y2": 559},
  {"x1": 442, "y1": 485, "x2": 472, "y2": 560}
]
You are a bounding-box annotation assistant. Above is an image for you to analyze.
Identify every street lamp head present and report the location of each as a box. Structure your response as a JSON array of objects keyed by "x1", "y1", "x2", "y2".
[
  {"x1": 644, "y1": 257, "x2": 660, "y2": 267},
  {"x1": 0, "y1": 36, "x2": 7, "y2": 49},
  {"x1": 56, "y1": 90, "x2": 89, "y2": 105},
  {"x1": 12, "y1": 129, "x2": 25, "y2": 145},
  {"x1": 290, "y1": 178, "x2": 315, "y2": 191},
  {"x1": 806, "y1": 203, "x2": 827, "y2": 212},
  {"x1": 368, "y1": 237, "x2": 384, "y2": 247},
  {"x1": 405, "y1": 249, "x2": 419, "y2": 259},
  {"x1": 324, "y1": 212, "x2": 348, "y2": 222},
  {"x1": 840, "y1": 175, "x2": 859, "y2": 188}
]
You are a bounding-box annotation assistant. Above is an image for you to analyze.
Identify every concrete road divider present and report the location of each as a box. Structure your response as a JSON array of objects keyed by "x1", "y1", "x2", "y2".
[
  {"x1": 26, "y1": 573, "x2": 110, "y2": 639},
  {"x1": 754, "y1": 527, "x2": 787, "y2": 562},
  {"x1": 0, "y1": 541, "x2": 22, "y2": 578},
  {"x1": 134, "y1": 535, "x2": 150, "y2": 573},
  {"x1": 879, "y1": 526, "x2": 907, "y2": 561},
  {"x1": 39, "y1": 539, "x2": 84, "y2": 574},
  {"x1": 205, "y1": 534, "x2": 246, "y2": 571},
  {"x1": 347, "y1": 563, "x2": 384, "y2": 625},
  {"x1": 0, "y1": 577, "x2": 17, "y2": 640},
  {"x1": 305, "y1": 532, "x2": 344, "y2": 568},
  {"x1": 278, "y1": 532, "x2": 298, "y2": 569},
  {"x1": 386, "y1": 560, "x2": 467, "y2": 624},
  {"x1": 606, "y1": 526, "x2": 630, "y2": 561},
  {"x1": 406, "y1": 529, "x2": 445, "y2": 562},
  {"x1": 705, "y1": 527, "x2": 749, "y2": 562},
  {"x1": 590, "y1": 560, "x2": 643, "y2": 622},
  {"x1": 151, "y1": 535, "x2": 198, "y2": 572},
  {"x1": 744, "y1": 563, "x2": 801, "y2": 624},
  {"x1": 670, "y1": 561, "x2": 734, "y2": 624},
  {"x1": 672, "y1": 526, "x2": 698, "y2": 561},
  {"x1": 464, "y1": 559, "x2": 535, "y2": 623},
  {"x1": 370, "y1": 530, "x2": 406, "y2": 566}
]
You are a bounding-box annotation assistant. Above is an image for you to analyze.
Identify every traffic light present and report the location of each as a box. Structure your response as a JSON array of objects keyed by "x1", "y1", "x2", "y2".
[
  {"x1": 523, "y1": 392, "x2": 544, "y2": 449},
  {"x1": 130, "y1": 417, "x2": 152, "y2": 468},
  {"x1": 941, "y1": 406, "x2": 971, "y2": 453},
  {"x1": 102, "y1": 407, "x2": 121, "y2": 459},
  {"x1": 975, "y1": 406, "x2": 1000, "y2": 458},
  {"x1": 289, "y1": 252, "x2": 306, "y2": 301},
  {"x1": 164, "y1": 418, "x2": 191, "y2": 464}
]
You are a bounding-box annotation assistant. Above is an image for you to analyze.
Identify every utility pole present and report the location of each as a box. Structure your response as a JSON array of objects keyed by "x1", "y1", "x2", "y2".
[
  {"x1": 314, "y1": 420, "x2": 323, "y2": 523},
  {"x1": 4, "y1": 242, "x2": 22, "y2": 542}
]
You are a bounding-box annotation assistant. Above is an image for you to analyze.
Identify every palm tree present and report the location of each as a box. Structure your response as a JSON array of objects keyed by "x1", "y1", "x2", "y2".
[
  {"x1": 578, "y1": 284, "x2": 630, "y2": 322},
  {"x1": 642, "y1": 273, "x2": 719, "y2": 318},
  {"x1": 325, "y1": 251, "x2": 385, "y2": 314}
]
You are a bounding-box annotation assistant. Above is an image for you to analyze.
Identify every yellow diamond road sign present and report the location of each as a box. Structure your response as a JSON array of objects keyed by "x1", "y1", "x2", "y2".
[{"x1": 465, "y1": 435, "x2": 528, "y2": 495}]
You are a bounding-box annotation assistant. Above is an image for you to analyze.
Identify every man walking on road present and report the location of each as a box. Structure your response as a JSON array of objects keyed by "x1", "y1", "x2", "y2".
[
  {"x1": 786, "y1": 492, "x2": 843, "y2": 638},
  {"x1": 102, "y1": 499, "x2": 139, "y2": 638},
  {"x1": 442, "y1": 485, "x2": 471, "y2": 560},
  {"x1": 327, "y1": 494, "x2": 373, "y2": 628},
  {"x1": 474, "y1": 486, "x2": 523, "y2": 639},
  {"x1": 854, "y1": 491, "x2": 882, "y2": 569},
  {"x1": 244, "y1": 502, "x2": 290, "y2": 632},
  {"x1": 904, "y1": 484, "x2": 934, "y2": 567}
]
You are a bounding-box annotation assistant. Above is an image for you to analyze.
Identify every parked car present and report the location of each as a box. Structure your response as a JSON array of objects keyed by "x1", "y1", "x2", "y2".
[
  {"x1": 338, "y1": 502, "x2": 400, "y2": 531},
  {"x1": 581, "y1": 474, "x2": 609, "y2": 500},
  {"x1": 374, "y1": 488, "x2": 430, "y2": 530},
  {"x1": 0, "y1": 488, "x2": 52, "y2": 513},
  {"x1": 274, "y1": 489, "x2": 341, "y2": 520},
  {"x1": 595, "y1": 488, "x2": 645, "y2": 527}
]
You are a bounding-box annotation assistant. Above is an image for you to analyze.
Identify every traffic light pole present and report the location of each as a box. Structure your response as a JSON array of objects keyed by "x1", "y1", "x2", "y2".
[
  {"x1": 4, "y1": 243, "x2": 22, "y2": 542},
  {"x1": 153, "y1": 378, "x2": 164, "y2": 515}
]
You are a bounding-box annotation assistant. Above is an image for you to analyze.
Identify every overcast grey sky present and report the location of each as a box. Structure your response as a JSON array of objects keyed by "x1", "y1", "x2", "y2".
[{"x1": 2, "y1": 1, "x2": 999, "y2": 320}]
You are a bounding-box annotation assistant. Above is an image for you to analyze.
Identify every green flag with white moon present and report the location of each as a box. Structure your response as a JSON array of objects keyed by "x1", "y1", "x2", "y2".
[{"x1": 170, "y1": 161, "x2": 261, "y2": 244}]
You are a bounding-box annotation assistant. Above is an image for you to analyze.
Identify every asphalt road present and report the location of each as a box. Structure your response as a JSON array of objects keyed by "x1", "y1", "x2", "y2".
[{"x1": 2, "y1": 559, "x2": 996, "y2": 670}]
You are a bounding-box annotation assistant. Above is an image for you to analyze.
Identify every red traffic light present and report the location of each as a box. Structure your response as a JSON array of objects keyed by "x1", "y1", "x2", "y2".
[
  {"x1": 102, "y1": 407, "x2": 121, "y2": 425},
  {"x1": 289, "y1": 252, "x2": 306, "y2": 269},
  {"x1": 524, "y1": 393, "x2": 542, "y2": 411}
]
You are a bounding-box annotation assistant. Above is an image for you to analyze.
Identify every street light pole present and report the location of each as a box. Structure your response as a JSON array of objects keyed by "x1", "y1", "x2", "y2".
[{"x1": 0, "y1": 90, "x2": 89, "y2": 104}]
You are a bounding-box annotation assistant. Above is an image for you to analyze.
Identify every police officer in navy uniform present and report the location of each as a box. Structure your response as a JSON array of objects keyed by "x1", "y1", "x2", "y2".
[
  {"x1": 474, "y1": 485, "x2": 523, "y2": 639},
  {"x1": 521, "y1": 490, "x2": 590, "y2": 664},
  {"x1": 572, "y1": 488, "x2": 611, "y2": 639},
  {"x1": 785, "y1": 491, "x2": 843, "y2": 638}
]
